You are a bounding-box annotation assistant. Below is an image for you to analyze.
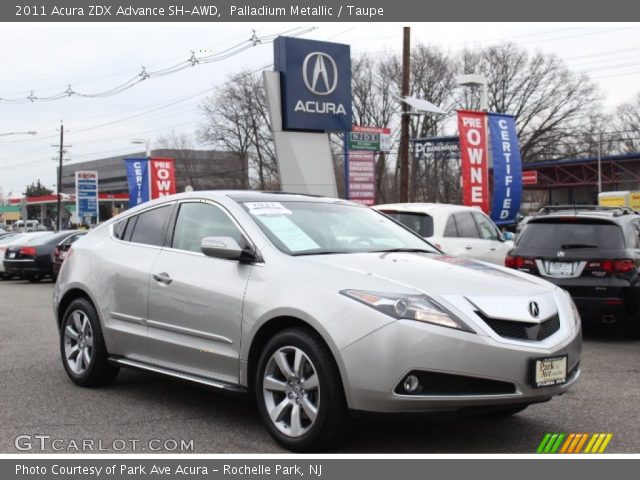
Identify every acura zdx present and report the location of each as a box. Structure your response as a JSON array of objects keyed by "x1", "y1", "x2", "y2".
[{"x1": 53, "y1": 191, "x2": 581, "y2": 451}]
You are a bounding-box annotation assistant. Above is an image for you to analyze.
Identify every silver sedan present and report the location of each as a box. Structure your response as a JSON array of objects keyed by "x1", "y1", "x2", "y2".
[{"x1": 53, "y1": 191, "x2": 581, "y2": 451}]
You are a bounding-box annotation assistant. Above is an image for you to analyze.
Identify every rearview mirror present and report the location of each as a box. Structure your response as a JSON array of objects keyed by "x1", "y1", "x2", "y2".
[{"x1": 200, "y1": 237, "x2": 256, "y2": 263}]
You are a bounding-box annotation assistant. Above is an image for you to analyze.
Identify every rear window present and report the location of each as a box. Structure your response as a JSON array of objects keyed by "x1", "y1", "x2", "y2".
[
  {"x1": 381, "y1": 211, "x2": 434, "y2": 237},
  {"x1": 517, "y1": 220, "x2": 625, "y2": 250}
]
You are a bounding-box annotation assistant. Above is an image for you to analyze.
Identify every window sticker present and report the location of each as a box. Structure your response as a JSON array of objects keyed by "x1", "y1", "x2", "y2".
[
  {"x1": 245, "y1": 202, "x2": 292, "y2": 216},
  {"x1": 257, "y1": 215, "x2": 320, "y2": 252}
]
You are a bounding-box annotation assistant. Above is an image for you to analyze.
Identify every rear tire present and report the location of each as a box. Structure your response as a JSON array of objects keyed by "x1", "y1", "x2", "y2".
[
  {"x1": 60, "y1": 298, "x2": 119, "y2": 387},
  {"x1": 255, "y1": 328, "x2": 347, "y2": 452},
  {"x1": 26, "y1": 275, "x2": 41, "y2": 283}
]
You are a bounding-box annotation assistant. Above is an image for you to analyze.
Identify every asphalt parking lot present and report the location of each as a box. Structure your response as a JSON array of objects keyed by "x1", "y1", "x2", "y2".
[{"x1": 1, "y1": 279, "x2": 639, "y2": 453}]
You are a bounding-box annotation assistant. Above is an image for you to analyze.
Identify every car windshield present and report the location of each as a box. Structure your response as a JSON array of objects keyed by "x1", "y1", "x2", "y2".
[
  {"x1": 242, "y1": 201, "x2": 439, "y2": 256},
  {"x1": 517, "y1": 220, "x2": 625, "y2": 250}
]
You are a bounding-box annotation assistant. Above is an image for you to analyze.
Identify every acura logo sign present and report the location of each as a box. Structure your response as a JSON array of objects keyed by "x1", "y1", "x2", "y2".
[
  {"x1": 529, "y1": 301, "x2": 540, "y2": 318},
  {"x1": 302, "y1": 52, "x2": 338, "y2": 96}
]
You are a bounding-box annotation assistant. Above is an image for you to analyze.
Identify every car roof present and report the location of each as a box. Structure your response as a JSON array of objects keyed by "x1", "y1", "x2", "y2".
[
  {"x1": 374, "y1": 203, "x2": 482, "y2": 215},
  {"x1": 530, "y1": 206, "x2": 640, "y2": 224}
]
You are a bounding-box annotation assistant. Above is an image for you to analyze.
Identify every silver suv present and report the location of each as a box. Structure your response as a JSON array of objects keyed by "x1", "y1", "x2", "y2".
[{"x1": 54, "y1": 192, "x2": 582, "y2": 451}]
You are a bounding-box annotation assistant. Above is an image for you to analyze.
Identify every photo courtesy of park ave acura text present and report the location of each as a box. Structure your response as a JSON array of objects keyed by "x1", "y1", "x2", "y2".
[{"x1": 0, "y1": 0, "x2": 639, "y2": 466}]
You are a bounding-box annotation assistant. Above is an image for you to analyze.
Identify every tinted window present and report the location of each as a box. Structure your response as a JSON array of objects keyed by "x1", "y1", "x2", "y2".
[
  {"x1": 172, "y1": 202, "x2": 244, "y2": 253},
  {"x1": 453, "y1": 213, "x2": 480, "y2": 238},
  {"x1": 473, "y1": 213, "x2": 500, "y2": 241},
  {"x1": 517, "y1": 221, "x2": 625, "y2": 250},
  {"x1": 382, "y1": 211, "x2": 434, "y2": 237},
  {"x1": 113, "y1": 219, "x2": 127, "y2": 240},
  {"x1": 129, "y1": 206, "x2": 172, "y2": 246},
  {"x1": 443, "y1": 215, "x2": 458, "y2": 237}
]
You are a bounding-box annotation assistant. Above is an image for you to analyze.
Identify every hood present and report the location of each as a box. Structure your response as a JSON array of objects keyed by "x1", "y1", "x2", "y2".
[{"x1": 302, "y1": 251, "x2": 553, "y2": 298}]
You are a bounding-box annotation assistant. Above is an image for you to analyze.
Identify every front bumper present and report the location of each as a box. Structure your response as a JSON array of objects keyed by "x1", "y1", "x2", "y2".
[{"x1": 339, "y1": 319, "x2": 581, "y2": 413}]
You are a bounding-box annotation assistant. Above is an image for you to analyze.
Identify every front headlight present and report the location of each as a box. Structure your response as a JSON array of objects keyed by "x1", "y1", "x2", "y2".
[{"x1": 341, "y1": 290, "x2": 475, "y2": 333}]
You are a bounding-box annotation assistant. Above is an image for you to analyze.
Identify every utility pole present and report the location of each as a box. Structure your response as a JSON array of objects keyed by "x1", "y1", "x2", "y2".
[
  {"x1": 52, "y1": 121, "x2": 71, "y2": 231},
  {"x1": 399, "y1": 27, "x2": 411, "y2": 203}
]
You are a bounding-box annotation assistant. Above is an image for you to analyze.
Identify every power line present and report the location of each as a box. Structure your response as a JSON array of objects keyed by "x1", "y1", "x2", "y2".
[{"x1": 0, "y1": 27, "x2": 315, "y2": 105}]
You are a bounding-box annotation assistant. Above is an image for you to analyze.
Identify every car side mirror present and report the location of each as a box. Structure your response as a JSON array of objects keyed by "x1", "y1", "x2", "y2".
[
  {"x1": 200, "y1": 236, "x2": 256, "y2": 263},
  {"x1": 502, "y1": 231, "x2": 515, "y2": 241}
]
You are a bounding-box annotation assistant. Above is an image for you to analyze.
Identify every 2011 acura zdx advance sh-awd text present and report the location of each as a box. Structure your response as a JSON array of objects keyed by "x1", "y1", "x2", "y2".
[{"x1": 53, "y1": 192, "x2": 582, "y2": 451}]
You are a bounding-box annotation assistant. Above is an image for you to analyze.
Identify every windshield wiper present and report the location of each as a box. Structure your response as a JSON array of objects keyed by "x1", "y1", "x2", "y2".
[
  {"x1": 292, "y1": 251, "x2": 346, "y2": 256},
  {"x1": 560, "y1": 243, "x2": 598, "y2": 249},
  {"x1": 372, "y1": 248, "x2": 435, "y2": 254}
]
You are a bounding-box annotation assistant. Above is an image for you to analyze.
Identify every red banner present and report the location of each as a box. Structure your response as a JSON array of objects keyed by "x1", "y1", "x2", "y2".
[
  {"x1": 457, "y1": 110, "x2": 489, "y2": 213},
  {"x1": 149, "y1": 158, "x2": 176, "y2": 199}
]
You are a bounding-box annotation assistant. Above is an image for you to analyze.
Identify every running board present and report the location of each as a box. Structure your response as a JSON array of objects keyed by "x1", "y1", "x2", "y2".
[{"x1": 111, "y1": 357, "x2": 247, "y2": 393}]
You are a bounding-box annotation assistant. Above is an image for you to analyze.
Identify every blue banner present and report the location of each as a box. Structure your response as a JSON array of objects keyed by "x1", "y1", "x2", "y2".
[
  {"x1": 274, "y1": 36, "x2": 352, "y2": 132},
  {"x1": 488, "y1": 113, "x2": 522, "y2": 224},
  {"x1": 125, "y1": 158, "x2": 150, "y2": 207}
]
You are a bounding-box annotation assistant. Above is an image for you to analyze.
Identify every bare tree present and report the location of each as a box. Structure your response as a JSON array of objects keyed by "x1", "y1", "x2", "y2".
[
  {"x1": 458, "y1": 44, "x2": 602, "y2": 162},
  {"x1": 199, "y1": 70, "x2": 279, "y2": 190},
  {"x1": 156, "y1": 130, "x2": 202, "y2": 189},
  {"x1": 612, "y1": 93, "x2": 640, "y2": 153}
]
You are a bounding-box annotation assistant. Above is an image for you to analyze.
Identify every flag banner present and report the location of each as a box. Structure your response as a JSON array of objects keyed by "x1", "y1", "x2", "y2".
[
  {"x1": 457, "y1": 110, "x2": 489, "y2": 213},
  {"x1": 149, "y1": 158, "x2": 177, "y2": 199},
  {"x1": 488, "y1": 113, "x2": 523, "y2": 224},
  {"x1": 124, "y1": 158, "x2": 150, "y2": 207},
  {"x1": 75, "y1": 171, "x2": 99, "y2": 225}
]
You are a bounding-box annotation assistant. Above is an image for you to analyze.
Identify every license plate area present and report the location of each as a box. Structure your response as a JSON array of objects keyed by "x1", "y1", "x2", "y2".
[
  {"x1": 548, "y1": 262, "x2": 573, "y2": 276},
  {"x1": 532, "y1": 355, "x2": 568, "y2": 388}
]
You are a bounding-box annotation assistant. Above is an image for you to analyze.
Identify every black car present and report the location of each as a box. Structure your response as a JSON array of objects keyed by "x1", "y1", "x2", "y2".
[
  {"x1": 3, "y1": 230, "x2": 78, "y2": 282},
  {"x1": 52, "y1": 231, "x2": 87, "y2": 278},
  {"x1": 506, "y1": 205, "x2": 640, "y2": 337}
]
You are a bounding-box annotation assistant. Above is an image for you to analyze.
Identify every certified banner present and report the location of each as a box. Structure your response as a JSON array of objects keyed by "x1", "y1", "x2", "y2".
[
  {"x1": 457, "y1": 110, "x2": 489, "y2": 213},
  {"x1": 124, "y1": 158, "x2": 150, "y2": 206},
  {"x1": 149, "y1": 158, "x2": 177, "y2": 199},
  {"x1": 488, "y1": 113, "x2": 522, "y2": 224},
  {"x1": 75, "y1": 171, "x2": 99, "y2": 226}
]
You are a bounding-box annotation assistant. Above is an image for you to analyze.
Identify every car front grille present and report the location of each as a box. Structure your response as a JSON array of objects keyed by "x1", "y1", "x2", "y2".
[{"x1": 477, "y1": 312, "x2": 561, "y2": 341}]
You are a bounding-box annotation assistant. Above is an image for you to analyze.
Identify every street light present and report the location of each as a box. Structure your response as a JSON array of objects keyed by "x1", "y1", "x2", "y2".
[
  {"x1": 456, "y1": 74, "x2": 489, "y2": 111},
  {"x1": 0, "y1": 131, "x2": 37, "y2": 137},
  {"x1": 130, "y1": 138, "x2": 151, "y2": 158}
]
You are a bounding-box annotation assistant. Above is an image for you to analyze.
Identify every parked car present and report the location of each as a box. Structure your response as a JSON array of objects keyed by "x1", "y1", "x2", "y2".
[
  {"x1": 54, "y1": 192, "x2": 581, "y2": 451},
  {"x1": 374, "y1": 203, "x2": 514, "y2": 265},
  {"x1": 0, "y1": 232, "x2": 53, "y2": 280},
  {"x1": 52, "y1": 231, "x2": 87, "y2": 278},
  {"x1": 506, "y1": 205, "x2": 640, "y2": 337},
  {"x1": 3, "y1": 230, "x2": 77, "y2": 282}
]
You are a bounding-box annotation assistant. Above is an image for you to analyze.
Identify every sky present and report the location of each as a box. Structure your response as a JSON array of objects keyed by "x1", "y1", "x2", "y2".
[{"x1": 1, "y1": 22, "x2": 640, "y2": 197}]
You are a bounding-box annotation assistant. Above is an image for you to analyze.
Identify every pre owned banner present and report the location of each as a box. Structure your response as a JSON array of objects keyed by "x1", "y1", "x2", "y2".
[
  {"x1": 124, "y1": 158, "x2": 150, "y2": 206},
  {"x1": 457, "y1": 110, "x2": 489, "y2": 213},
  {"x1": 488, "y1": 113, "x2": 522, "y2": 224},
  {"x1": 149, "y1": 158, "x2": 177, "y2": 199}
]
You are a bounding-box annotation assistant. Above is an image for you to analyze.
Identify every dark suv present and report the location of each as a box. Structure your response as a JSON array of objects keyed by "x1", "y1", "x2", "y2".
[{"x1": 506, "y1": 205, "x2": 640, "y2": 337}]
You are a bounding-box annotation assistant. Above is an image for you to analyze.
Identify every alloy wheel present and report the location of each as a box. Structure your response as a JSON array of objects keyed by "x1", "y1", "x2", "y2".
[
  {"x1": 262, "y1": 346, "x2": 320, "y2": 438},
  {"x1": 63, "y1": 310, "x2": 94, "y2": 375}
]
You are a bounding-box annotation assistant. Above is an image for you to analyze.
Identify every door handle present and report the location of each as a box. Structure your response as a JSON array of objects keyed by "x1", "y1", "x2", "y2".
[
  {"x1": 490, "y1": 247, "x2": 497, "y2": 251},
  {"x1": 465, "y1": 245, "x2": 472, "y2": 250},
  {"x1": 152, "y1": 272, "x2": 173, "y2": 285}
]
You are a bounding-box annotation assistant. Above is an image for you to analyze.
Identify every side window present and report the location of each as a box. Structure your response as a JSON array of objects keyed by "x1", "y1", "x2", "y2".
[
  {"x1": 443, "y1": 215, "x2": 458, "y2": 237},
  {"x1": 172, "y1": 202, "x2": 245, "y2": 254},
  {"x1": 626, "y1": 220, "x2": 640, "y2": 248},
  {"x1": 129, "y1": 205, "x2": 172, "y2": 247},
  {"x1": 473, "y1": 213, "x2": 500, "y2": 241},
  {"x1": 453, "y1": 212, "x2": 480, "y2": 238},
  {"x1": 113, "y1": 219, "x2": 127, "y2": 240}
]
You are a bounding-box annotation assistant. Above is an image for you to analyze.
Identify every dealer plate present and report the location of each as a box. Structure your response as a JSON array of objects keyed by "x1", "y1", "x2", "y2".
[
  {"x1": 533, "y1": 355, "x2": 568, "y2": 388},
  {"x1": 548, "y1": 262, "x2": 573, "y2": 276}
]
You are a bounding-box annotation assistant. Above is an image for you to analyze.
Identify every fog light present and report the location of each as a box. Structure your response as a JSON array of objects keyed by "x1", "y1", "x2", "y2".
[{"x1": 403, "y1": 374, "x2": 420, "y2": 393}]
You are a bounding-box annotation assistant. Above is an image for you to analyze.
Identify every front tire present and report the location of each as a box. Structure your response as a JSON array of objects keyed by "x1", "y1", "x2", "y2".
[
  {"x1": 60, "y1": 298, "x2": 119, "y2": 387},
  {"x1": 255, "y1": 328, "x2": 347, "y2": 452}
]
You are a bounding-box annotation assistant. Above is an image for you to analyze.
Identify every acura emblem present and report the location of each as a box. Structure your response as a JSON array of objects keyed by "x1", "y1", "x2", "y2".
[
  {"x1": 557, "y1": 251, "x2": 565, "y2": 257},
  {"x1": 302, "y1": 52, "x2": 338, "y2": 96},
  {"x1": 529, "y1": 301, "x2": 540, "y2": 318}
]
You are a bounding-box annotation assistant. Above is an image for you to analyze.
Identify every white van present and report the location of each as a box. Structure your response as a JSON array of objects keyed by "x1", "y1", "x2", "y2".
[{"x1": 13, "y1": 220, "x2": 40, "y2": 232}]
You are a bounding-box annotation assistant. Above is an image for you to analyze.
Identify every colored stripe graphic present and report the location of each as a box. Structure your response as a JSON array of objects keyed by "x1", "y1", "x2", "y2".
[{"x1": 537, "y1": 433, "x2": 613, "y2": 453}]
